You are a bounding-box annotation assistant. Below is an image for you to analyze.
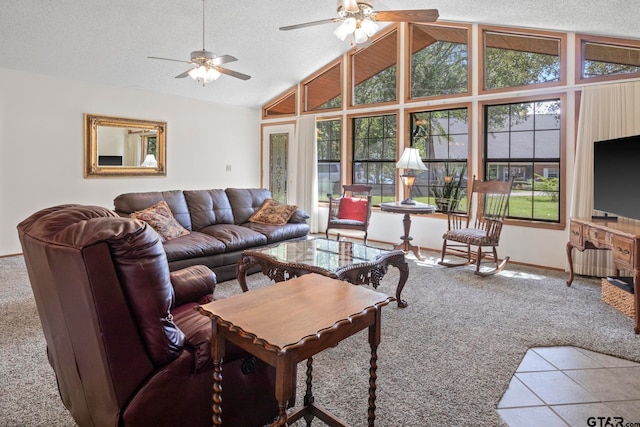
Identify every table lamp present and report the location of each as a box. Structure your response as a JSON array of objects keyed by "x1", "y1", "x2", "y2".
[{"x1": 396, "y1": 147, "x2": 427, "y2": 205}]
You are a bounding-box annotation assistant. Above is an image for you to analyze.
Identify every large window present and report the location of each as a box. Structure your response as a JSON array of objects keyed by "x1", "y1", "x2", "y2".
[
  {"x1": 317, "y1": 119, "x2": 341, "y2": 202},
  {"x1": 482, "y1": 28, "x2": 564, "y2": 91},
  {"x1": 351, "y1": 29, "x2": 398, "y2": 106},
  {"x1": 409, "y1": 24, "x2": 470, "y2": 100},
  {"x1": 483, "y1": 98, "x2": 562, "y2": 222},
  {"x1": 352, "y1": 114, "x2": 397, "y2": 205},
  {"x1": 409, "y1": 106, "x2": 469, "y2": 211}
]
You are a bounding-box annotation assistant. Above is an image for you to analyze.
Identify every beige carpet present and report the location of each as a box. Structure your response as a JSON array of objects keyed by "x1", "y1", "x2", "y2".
[{"x1": 2, "y1": 252, "x2": 640, "y2": 426}]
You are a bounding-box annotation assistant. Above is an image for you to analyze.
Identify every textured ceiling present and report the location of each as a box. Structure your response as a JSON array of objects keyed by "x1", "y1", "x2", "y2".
[{"x1": 1, "y1": 0, "x2": 638, "y2": 109}]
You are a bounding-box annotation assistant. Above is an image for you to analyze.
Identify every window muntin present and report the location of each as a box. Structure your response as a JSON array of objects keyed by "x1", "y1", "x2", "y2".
[
  {"x1": 578, "y1": 35, "x2": 640, "y2": 82},
  {"x1": 409, "y1": 107, "x2": 469, "y2": 211},
  {"x1": 317, "y1": 119, "x2": 341, "y2": 201},
  {"x1": 303, "y1": 62, "x2": 342, "y2": 112},
  {"x1": 351, "y1": 29, "x2": 398, "y2": 106},
  {"x1": 409, "y1": 24, "x2": 469, "y2": 99},
  {"x1": 483, "y1": 30, "x2": 562, "y2": 91},
  {"x1": 352, "y1": 114, "x2": 397, "y2": 205},
  {"x1": 484, "y1": 99, "x2": 561, "y2": 222}
]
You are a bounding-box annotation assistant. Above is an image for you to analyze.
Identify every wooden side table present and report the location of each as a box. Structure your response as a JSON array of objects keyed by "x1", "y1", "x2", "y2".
[
  {"x1": 197, "y1": 273, "x2": 394, "y2": 426},
  {"x1": 380, "y1": 201, "x2": 436, "y2": 260}
]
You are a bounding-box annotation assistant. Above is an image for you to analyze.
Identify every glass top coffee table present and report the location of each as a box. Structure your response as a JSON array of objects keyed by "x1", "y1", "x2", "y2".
[{"x1": 236, "y1": 238, "x2": 410, "y2": 307}]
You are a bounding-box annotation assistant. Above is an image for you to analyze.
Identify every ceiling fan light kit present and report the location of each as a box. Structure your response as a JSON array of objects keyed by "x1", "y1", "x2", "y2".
[
  {"x1": 281, "y1": 1, "x2": 438, "y2": 46},
  {"x1": 148, "y1": 0, "x2": 250, "y2": 86}
]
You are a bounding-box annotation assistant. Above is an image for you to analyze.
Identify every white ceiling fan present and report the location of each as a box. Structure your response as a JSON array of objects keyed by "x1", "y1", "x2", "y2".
[
  {"x1": 280, "y1": 0, "x2": 439, "y2": 45},
  {"x1": 148, "y1": 0, "x2": 250, "y2": 85}
]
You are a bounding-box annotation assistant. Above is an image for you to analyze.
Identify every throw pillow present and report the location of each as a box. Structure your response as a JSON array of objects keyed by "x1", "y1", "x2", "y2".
[
  {"x1": 337, "y1": 197, "x2": 368, "y2": 222},
  {"x1": 249, "y1": 199, "x2": 298, "y2": 226},
  {"x1": 131, "y1": 201, "x2": 190, "y2": 242}
]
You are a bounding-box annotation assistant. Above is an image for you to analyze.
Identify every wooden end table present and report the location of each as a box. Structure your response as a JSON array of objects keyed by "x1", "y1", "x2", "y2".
[
  {"x1": 197, "y1": 273, "x2": 394, "y2": 426},
  {"x1": 236, "y1": 238, "x2": 410, "y2": 307},
  {"x1": 380, "y1": 201, "x2": 436, "y2": 260}
]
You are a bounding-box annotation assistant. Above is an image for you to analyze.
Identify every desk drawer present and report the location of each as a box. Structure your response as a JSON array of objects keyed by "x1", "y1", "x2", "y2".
[
  {"x1": 586, "y1": 226, "x2": 612, "y2": 248},
  {"x1": 569, "y1": 222, "x2": 583, "y2": 247},
  {"x1": 613, "y1": 236, "x2": 635, "y2": 268}
]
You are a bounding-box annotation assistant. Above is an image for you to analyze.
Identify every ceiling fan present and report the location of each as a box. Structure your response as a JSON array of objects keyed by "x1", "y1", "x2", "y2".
[
  {"x1": 280, "y1": 0, "x2": 439, "y2": 45},
  {"x1": 148, "y1": 0, "x2": 250, "y2": 85}
]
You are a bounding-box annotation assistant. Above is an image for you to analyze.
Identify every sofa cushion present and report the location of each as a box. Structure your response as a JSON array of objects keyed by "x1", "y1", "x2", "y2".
[
  {"x1": 225, "y1": 188, "x2": 271, "y2": 225},
  {"x1": 131, "y1": 201, "x2": 190, "y2": 242},
  {"x1": 184, "y1": 189, "x2": 234, "y2": 230},
  {"x1": 114, "y1": 190, "x2": 192, "y2": 231},
  {"x1": 162, "y1": 231, "x2": 226, "y2": 262},
  {"x1": 199, "y1": 224, "x2": 268, "y2": 251},
  {"x1": 243, "y1": 222, "x2": 310, "y2": 244},
  {"x1": 249, "y1": 199, "x2": 298, "y2": 226}
]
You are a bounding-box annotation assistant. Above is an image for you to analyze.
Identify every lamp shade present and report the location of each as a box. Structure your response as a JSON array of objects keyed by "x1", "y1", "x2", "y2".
[
  {"x1": 396, "y1": 148, "x2": 427, "y2": 171},
  {"x1": 141, "y1": 154, "x2": 157, "y2": 167}
]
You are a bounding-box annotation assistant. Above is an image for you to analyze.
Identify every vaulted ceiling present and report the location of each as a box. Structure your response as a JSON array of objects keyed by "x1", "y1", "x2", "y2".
[{"x1": 1, "y1": 0, "x2": 638, "y2": 109}]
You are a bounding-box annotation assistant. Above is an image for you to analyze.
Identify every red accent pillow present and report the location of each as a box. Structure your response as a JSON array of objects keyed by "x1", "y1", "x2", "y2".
[{"x1": 338, "y1": 197, "x2": 368, "y2": 222}]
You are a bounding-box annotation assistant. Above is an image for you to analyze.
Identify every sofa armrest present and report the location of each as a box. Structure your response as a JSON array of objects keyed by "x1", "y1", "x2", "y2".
[
  {"x1": 170, "y1": 265, "x2": 217, "y2": 307},
  {"x1": 288, "y1": 209, "x2": 310, "y2": 224}
]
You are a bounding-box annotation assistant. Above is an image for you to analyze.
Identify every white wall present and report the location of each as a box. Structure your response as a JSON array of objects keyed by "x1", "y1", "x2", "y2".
[{"x1": 0, "y1": 68, "x2": 261, "y2": 256}]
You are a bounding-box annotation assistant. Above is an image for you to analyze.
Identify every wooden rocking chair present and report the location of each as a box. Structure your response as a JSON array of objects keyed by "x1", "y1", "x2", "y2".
[
  {"x1": 439, "y1": 177, "x2": 513, "y2": 276},
  {"x1": 326, "y1": 184, "x2": 372, "y2": 244}
]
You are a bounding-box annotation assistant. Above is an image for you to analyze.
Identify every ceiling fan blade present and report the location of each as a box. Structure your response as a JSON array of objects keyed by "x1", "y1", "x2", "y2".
[
  {"x1": 212, "y1": 55, "x2": 237, "y2": 66},
  {"x1": 279, "y1": 17, "x2": 341, "y2": 31},
  {"x1": 215, "y1": 67, "x2": 251, "y2": 81},
  {"x1": 148, "y1": 56, "x2": 193, "y2": 64},
  {"x1": 373, "y1": 9, "x2": 439, "y2": 23},
  {"x1": 175, "y1": 69, "x2": 193, "y2": 79}
]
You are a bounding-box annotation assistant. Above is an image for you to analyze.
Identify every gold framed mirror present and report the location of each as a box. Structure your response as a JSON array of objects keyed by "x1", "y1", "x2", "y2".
[{"x1": 84, "y1": 114, "x2": 167, "y2": 177}]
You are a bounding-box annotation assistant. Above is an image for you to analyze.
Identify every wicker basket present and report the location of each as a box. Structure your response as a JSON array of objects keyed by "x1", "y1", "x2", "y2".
[{"x1": 601, "y1": 278, "x2": 635, "y2": 319}]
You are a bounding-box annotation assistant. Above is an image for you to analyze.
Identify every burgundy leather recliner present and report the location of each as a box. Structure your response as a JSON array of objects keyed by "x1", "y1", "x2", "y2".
[{"x1": 17, "y1": 204, "x2": 279, "y2": 427}]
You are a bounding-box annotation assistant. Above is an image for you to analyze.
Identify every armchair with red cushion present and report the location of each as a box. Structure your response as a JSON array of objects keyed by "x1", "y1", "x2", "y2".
[
  {"x1": 17, "y1": 204, "x2": 280, "y2": 427},
  {"x1": 325, "y1": 184, "x2": 373, "y2": 244}
]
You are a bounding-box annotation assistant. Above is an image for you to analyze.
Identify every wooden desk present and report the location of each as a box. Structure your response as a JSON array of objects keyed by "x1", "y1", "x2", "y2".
[
  {"x1": 380, "y1": 201, "x2": 436, "y2": 260},
  {"x1": 197, "y1": 273, "x2": 394, "y2": 426},
  {"x1": 566, "y1": 217, "x2": 640, "y2": 334}
]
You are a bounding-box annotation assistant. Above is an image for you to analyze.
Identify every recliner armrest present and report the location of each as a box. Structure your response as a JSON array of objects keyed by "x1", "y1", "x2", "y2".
[{"x1": 170, "y1": 265, "x2": 217, "y2": 307}]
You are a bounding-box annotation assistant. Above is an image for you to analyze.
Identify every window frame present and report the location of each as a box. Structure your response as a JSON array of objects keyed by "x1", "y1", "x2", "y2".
[
  {"x1": 575, "y1": 34, "x2": 640, "y2": 84},
  {"x1": 301, "y1": 58, "x2": 343, "y2": 114},
  {"x1": 347, "y1": 25, "x2": 400, "y2": 109},
  {"x1": 405, "y1": 22, "x2": 472, "y2": 103},
  {"x1": 347, "y1": 110, "x2": 400, "y2": 206},
  {"x1": 479, "y1": 93, "x2": 566, "y2": 229},
  {"x1": 479, "y1": 26, "x2": 567, "y2": 95},
  {"x1": 316, "y1": 116, "x2": 343, "y2": 202},
  {"x1": 261, "y1": 87, "x2": 297, "y2": 119},
  {"x1": 404, "y1": 102, "x2": 472, "y2": 212}
]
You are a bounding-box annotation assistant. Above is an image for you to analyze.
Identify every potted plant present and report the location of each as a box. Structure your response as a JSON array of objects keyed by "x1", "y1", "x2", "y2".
[{"x1": 431, "y1": 164, "x2": 466, "y2": 212}]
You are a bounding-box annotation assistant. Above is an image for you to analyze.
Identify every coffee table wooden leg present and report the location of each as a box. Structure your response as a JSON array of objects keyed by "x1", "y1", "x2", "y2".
[
  {"x1": 303, "y1": 357, "x2": 315, "y2": 426},
  {"x1": 211, "y1": 323, "x2": 225, "y2": 427},
  {"x1": 387, "y1": 255, "x2": 409, "y2": 308},
  {"x1": 236, "y1": 254, "x2": 252, "y2": 292}
]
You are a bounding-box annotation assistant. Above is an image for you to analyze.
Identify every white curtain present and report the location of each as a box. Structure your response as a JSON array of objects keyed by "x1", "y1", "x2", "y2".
[
  {"x1": 570, "y1": 80, "x2": 640, "y2": 276},
  {"x1": 292, "y1": 115, "x2": 319, "y2": 233}
]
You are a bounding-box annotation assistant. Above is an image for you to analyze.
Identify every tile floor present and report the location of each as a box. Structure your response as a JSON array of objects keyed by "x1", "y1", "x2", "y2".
[{"x1": 497, "y1": 346, "x2": 640, "y2": 426}]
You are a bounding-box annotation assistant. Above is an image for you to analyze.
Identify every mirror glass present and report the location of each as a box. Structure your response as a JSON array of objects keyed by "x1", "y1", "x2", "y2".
[{"x1": 84, "y1": 114, "x2": 166, "y2": 177}]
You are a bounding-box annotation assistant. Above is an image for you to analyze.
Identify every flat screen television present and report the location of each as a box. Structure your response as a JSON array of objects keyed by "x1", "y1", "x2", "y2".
[{"x1": 593, "y1": 134, "x2": 640, "y2": 221}]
